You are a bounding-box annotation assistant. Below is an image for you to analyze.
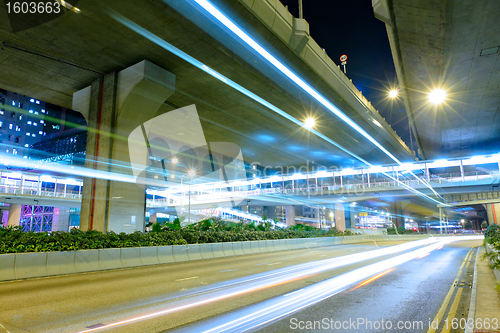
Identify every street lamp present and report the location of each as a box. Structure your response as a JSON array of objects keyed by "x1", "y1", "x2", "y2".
[
  {"x1": 389, "y1": 90, "x2": 399, "y2": 98},
  {"x1": 304, "y1": 117, "x2": 315, "y2": 130},
  {"x1": 429, "y1": 89, "x2": 446, "y2": 104},
  {"x1": 171, "y1": 157, "x2": 179, "y2": 164}
]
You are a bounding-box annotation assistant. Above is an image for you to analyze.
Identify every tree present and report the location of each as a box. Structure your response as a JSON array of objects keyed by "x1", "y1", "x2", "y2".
[{"x1": 481, "y1": 221, "x2": 488, "y2": 229}]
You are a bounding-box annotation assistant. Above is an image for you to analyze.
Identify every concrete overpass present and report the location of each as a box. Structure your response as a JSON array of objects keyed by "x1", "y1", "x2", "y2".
[
  {"x1": 0, "y1": 0, "x2": 422, "y2": 232},
  {"x1": 373, "y1": 0, "x2": 500, "y2": 160},
  {"x1": 1, "y1": 0, "x2": 498, "y2": 233},
  {"x1": 2, "y1": 153, "x2": 499, "y2": 230}
]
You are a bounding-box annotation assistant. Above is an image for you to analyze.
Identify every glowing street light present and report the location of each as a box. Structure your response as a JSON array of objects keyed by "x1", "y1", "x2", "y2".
[
  {"x1": 304, "y1": 118, "x2": 315, "y2": 129},
  {"x1": 389, "y1": 90, "x2": 399, "y2": 98},
  {"x1": 187, "y1": 169, "x2": 196, "y2": 178},
  {"x1": 429, "y1": 89, "x2": 446, "y2": 104},
  {"x1": 171, "y1": 158, "x2": 179, "y2": 164}
]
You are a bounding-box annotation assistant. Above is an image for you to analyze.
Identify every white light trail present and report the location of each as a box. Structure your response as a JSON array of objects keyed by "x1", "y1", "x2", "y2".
[{"x1": 73, "y1": 237, "x2": 484, "y2": 332}]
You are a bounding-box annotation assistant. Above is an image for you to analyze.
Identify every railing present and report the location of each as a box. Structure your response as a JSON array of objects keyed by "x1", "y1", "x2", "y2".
[
  {"x1": 0, "y1": 185, "x2": 82, "y2": 199},
  {"x1": 1, "y1": 168, "x2": 498, "y2": 206},
  {"x1": 145, "y1": 170, "x2": 499, "y2": 207}
]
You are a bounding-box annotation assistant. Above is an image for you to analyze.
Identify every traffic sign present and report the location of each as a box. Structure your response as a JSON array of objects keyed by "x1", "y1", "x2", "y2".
[{"x1": 340, "y1": 54, "x2": 347, "y2": 62}]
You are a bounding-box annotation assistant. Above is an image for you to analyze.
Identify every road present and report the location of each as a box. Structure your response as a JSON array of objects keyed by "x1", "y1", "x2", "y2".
[{"x1": 0, "y1": 237, "x2": 482, "y2": 333}]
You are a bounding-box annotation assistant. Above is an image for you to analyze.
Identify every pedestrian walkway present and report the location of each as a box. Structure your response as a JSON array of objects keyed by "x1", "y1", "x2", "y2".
[{"x1": 471, "y1": 246, "x2": 500, "y2": 333}]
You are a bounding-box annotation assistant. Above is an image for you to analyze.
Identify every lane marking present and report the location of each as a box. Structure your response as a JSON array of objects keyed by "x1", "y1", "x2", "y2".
[
  {"x1": 465, "y1": 248, "x2": 479, "y2": 333},
  {"x1": 254, "y1": 263, "x2": 270, "y2": 266},
  {"x1": 441, "y1": 288, "x2": 464, "y2": 333},
  {"x1": 268, "y1": 262, "x2": 282, "y2": 266},
  {"x1": 427, "y1": 248, "x2": 473, "y2": 333},
  {"x1": 219, "y1": 269, "x2": 238, "y2": 273},
  {"x1": 175, "y1": 276, "x2": 199, "y2": 282}
]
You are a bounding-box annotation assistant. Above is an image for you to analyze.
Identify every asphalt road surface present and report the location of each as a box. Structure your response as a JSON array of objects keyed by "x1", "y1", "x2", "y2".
[{"x1": 0, "y1": 237, "x2": 482, "y2": 333}]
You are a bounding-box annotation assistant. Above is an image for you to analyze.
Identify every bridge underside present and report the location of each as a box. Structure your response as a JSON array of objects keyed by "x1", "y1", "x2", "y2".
[{"x1": 375, "y1": 0, "x2": 500, "y2": 159}]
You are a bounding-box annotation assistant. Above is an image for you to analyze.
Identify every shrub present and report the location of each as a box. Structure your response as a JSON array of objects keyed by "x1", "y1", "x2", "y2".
[
  {"x1": 387, "y1": 227, "x2": 417, "y2": 235},
  {"x1": 0, "y1": 223, "x2": 358, "y2": 254},
  {"x1": 484, "y1": 224, "x2": 500, "y2": 271}
]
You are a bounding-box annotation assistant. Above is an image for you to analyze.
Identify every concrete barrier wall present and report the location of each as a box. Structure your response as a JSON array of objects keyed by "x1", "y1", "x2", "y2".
[{"x1": 0, "y1": 234, "x2": 429, "y2": 282}]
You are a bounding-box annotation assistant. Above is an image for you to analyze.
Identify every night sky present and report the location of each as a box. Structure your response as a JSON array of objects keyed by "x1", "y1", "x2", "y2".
[{"x1": 278, "y1": 0, "x2": 416, "y2": 152}]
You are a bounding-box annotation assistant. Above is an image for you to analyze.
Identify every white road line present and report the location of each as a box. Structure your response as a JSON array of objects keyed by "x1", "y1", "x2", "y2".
[
  {"x1": 175, "y1": 276, "x2": 199, "y2": 282},
  {"x1": 219, "y1": 269, "x2": 238, "y2": 273}
]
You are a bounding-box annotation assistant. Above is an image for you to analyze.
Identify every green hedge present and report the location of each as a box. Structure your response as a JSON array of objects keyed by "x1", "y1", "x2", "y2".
[
  {"x1": 0, "y1": 226, "x2": 357, "y2": 254},
  {"x1": 386, "y1": 227, "x2": 418, "y2": 235},
  {"x1": 484, "y1": 224, "x2": 500, "y2": 270}
]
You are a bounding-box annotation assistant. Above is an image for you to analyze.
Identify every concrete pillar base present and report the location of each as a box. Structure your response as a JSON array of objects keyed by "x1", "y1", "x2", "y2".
[
  {"x1": 7, "y1": 204, "x2": 21, "y2": 227},
  {"x1": 335, "y1": 203, "x2": 346, "y2": 231},
  {"x1": 74, "y1": 60, "x2": 176, "y2": 233},
  {"x1": 286, "y1": 205, "x2": 295, "y2": 227}
]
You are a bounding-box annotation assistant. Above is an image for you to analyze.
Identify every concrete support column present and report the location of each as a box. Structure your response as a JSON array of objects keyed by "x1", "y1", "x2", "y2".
[
  {"x1": 7, "y1": 204, "x2": 21, "y2": 227},
  {"x1": 335, "y1": 203, "x2": 346, "y2": 231},
  {"x1": 51, "y1": 207, "x2": 71, "y2": 232},
  {"x1": 149, "y1": 212, "x2": 157, "y2": 223},
  {"x1": 264, "y1": 206, "x2": 277, "y2": 220},
  {"x1": 344, "y1": 204, "x2": 353, "y2": 229},
  {"x1": 485, "y1": 203, "x2": 499, "y2": 225},
  {"x1": 389, "y1": 202, "x2": 404, "y2": 228},
  {"x1": 285, "y1": 205, "x2": 295, "y2": 226},
  {"x1": 73, "y1": 60, "x2": 175, "y2": 233}
]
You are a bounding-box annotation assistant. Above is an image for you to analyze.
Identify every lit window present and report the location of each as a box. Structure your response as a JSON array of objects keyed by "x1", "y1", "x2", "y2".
[
  {"x1": 33, "y1": 123, "x2": 37, "y2": 126},
  {"x1": 41, "y1": 109, "x2": 45, "y2": 113},
  {"x1": 34, "y1": 111, "x2": 38, "y2": 115},
  {"x1": 30, "y1": 98, "x2": 34, "y2": 103},
  {"x1": 0, "y1": 110, "x2": 4, "y2": 115},
  {"x1": 18, "y1": 115, "x2": 22, "y2": 120},
  {"x1": 24, "y1": 144, "x2": 28, "y2": 147},
  {"x1": 26, "y1": 132, "x2": 30, "y2": 136},
  {"x1": 11, "y1": 101, "x2": 16, "y2": 106},
  {"x1": 13, "y1": 149, "x2": 17, "y2": 155},
  {"x1": 40, "y1": 120, "x2": 44, "y2": 123},
  {"x1": 0, "y1": 121, "x2": 2, "y2": 127},
  {"x1": 9, "y1": 124, "x2": 13, "y2": 130},
  {"x1": 36, "y1": 100, "x2": 40, "y2": 105},
  {"x1": 27, "y1": 121, "x2": 31, "y2": 125},
  {"x1": 5, "y1": 149, "x2": 9, "y2": 153},
  {"x1": 43, "y1": 132, "x2": 46, "y2": 136},
  {"x1": 39, "y1": 131, "x2": 42, "y2": 135},
  {"x1": 29, "y1": 110, "x2": 33, "y2": 114},
  {"x1": 16, "y1": 126, "x2": 20, "y2": 132},
  {"x1": 32, "y1": 134, "x2": 35, "y2": 137},
  {"x1": 23, "y1": 156, "x2": 27, "y2": 159}
]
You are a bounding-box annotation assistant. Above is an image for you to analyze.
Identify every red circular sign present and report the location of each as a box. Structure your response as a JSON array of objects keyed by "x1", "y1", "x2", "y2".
[{"x1": 340, "y1": 54, "x2": 347, "y2": 62}]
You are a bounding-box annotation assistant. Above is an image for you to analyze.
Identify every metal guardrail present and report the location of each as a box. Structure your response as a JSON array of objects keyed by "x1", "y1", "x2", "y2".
[
  {"x1": 2, "y1": 169, "x2": 498, "y2": 206},
  {"x1": 0, "y1": 185, "x2": 81, "y2": 199}
]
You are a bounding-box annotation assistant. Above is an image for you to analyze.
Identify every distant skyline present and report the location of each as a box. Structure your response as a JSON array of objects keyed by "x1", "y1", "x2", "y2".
[{"x1": 278, "y1": 0, "x2": 417, "y2": 153}]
